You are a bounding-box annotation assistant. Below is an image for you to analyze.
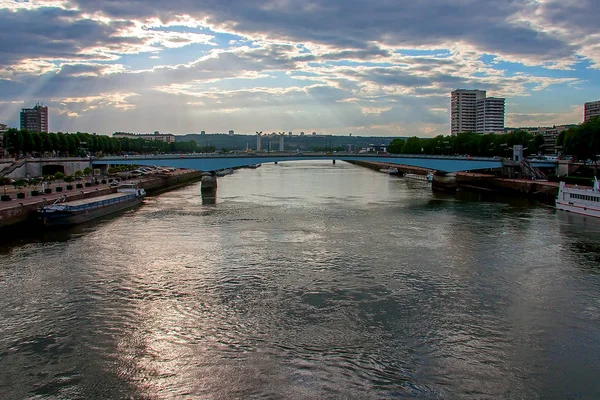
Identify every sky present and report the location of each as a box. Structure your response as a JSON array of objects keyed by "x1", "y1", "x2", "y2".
[{"x1": 0, "y1": 0, "x2": 598, "y2": 137}]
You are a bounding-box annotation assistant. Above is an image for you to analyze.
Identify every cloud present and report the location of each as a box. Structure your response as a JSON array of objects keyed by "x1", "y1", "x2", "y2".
[{"x1": 0, "y1": 0, "x2": 597, "y2": 137}]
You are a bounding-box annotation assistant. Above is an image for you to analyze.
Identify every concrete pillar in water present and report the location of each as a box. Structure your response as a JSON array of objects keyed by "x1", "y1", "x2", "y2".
[
  {"x1": 431, "y1": 173, "x2": 457, "y2": 193},
  {"x1": 201, "y1": 173, "x2": 217, "y2": 191},
  {"x1": 201, "y1": 173, "x2": 217, "y2": 204},
  {"x1": 332, "y1": 159, "x2": 336, "y2": 165}
]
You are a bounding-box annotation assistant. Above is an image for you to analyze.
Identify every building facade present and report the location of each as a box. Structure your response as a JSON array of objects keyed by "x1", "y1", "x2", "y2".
[
  {"x1": 476, "y1": 97, "x2": 505, "y2": 133},
  {"x1": 20, "y1": 103, "x2": 48, "y2": 133},
  {"x1": 584, "y1": 101, "x2": 600, "y2": 122},
  {"x1": 113, "y1": 131, "x2": 175, "y2": 143},
  {"x1": 0, "y1": 123, "x2": 8, "y2": 158},
  {"x1": 451, "y1": 89, "x2": 505, "y2": 135},
  {"x1": 505, "y1": 124, "x2": 577, "y2": 155}
]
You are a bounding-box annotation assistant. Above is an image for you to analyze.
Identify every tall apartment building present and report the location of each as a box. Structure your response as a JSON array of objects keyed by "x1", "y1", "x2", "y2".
[
  {"x1": 584, "y1": 100, "x2": 600, "y2": 122},
  {"x1": 451, "y1": 89, "x2": 505, "y2": 135},
  {"x1": 476, "y1": 97, "x2": 505, "y2": 133},
  {"x1": 20, "y1": 103, "x2": 48, "y2": 133}
]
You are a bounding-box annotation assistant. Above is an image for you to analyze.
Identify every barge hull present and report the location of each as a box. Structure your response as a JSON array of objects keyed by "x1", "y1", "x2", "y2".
[{"x1": 40, "y1": 197, "x2": 143, "y2": 226}]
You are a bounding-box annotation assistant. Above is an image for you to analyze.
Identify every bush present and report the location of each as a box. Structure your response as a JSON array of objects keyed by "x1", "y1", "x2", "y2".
[
  {"x1": 64, "y1": 176, "x2": 74, "y2": 183},
  {"x1": 548, "y1": 174, "x2": 593, "y2": 186},
  {"x1": 54, "y1": 172, "x2": 65, "y2": 180}
]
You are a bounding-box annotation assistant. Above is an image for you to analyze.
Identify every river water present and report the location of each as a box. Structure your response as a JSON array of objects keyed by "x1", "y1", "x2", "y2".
[{"x1": 1, "y1": 161, "x2": 600, "y2": 399}]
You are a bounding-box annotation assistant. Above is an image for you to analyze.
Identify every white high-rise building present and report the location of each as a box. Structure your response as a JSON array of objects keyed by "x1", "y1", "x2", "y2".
[
  {"x1": 476, "y1": 97, "x2": 505, "y2": 133},
  {"x1": 451, "y1": 89, "x2": 504, "y2": 135}
]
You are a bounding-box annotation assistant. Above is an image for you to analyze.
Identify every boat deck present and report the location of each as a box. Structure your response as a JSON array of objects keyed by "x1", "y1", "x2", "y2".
[{"x1": 63, "y1": 192, "x2": 129, "y2": 207}]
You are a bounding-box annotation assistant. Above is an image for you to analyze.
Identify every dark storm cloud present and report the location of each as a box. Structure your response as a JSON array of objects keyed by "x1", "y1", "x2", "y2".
[
  {"x1": 0, "y1": 7, "x2": 139, "y2": 65},
  {"x1": 67, "y1": 0, "x2": 580, "y2": 61}
]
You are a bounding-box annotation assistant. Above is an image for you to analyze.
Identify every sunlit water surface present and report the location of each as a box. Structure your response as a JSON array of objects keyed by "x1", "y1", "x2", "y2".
[{"x1": 1, "y1": 161, "x2": 600, "y2": 399}]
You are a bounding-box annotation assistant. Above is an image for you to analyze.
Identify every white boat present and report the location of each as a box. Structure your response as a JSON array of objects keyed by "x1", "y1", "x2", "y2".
[
  {"x1": 556, "y1": 177, "x2": 600, "y2": 218},
  {"x1": 388, "y1": 167, "x2": 399, "y2": 175},
  {"x1": 404, "y1": 173, "x2": 432, "y2": 182}
]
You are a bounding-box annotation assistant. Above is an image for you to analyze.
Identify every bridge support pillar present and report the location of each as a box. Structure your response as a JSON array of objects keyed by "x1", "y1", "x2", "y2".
[
  {"x1": 431, "y1": 173, "x2": 457, "y2": 193},
  {"x1": 201, "y1": 173, "x2": 217, "y2": 191}
]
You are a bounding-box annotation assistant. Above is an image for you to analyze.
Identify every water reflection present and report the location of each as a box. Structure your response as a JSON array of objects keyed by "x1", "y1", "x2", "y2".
[{"x1": 1, "y1": 161, "x2": 600, "y2": 399}]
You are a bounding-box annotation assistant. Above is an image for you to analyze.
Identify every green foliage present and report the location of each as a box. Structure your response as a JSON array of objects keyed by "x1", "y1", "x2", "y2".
[
  {"x1": 2, "y1": 129, "x2": 204, "y2": 157},
  {"x1": 74, "y1": 170, "x2": 83, "y2": 177},
  {"x1": 562, "y1": 117, "x2": 600, "y2": 162},
  {"x1": 54, "y1": 172, "x2": 64, "y2": 180},
  {"x1": 63, "y1": 176, "x2": 74, "y2": 183},
  {"x1": 547, "y1": 174, "x2": 593, "y2": 186},
  {"x1": 83, "y1": 167, "x2": 93, "y2": 176},
  {"x1": 386, "y1": 130, "x2": 550, "y2": 157}
]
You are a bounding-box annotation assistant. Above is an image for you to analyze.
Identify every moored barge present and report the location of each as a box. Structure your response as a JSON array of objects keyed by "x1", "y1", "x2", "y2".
[{"x1": 38, "y1": 183, "x2": 146, "y2": 226}]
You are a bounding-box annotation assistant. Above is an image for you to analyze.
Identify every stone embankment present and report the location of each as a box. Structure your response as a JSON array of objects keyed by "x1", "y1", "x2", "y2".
[
  {"x1": 349, "y1": 160, "x2": 559, "y2": 204},
  {"x1": 0, "y1": 169, "x2": 204, "y2": 228}
]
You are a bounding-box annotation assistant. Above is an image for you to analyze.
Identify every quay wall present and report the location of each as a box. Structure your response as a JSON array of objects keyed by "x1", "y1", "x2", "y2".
[
  {"x1": 346, "y1": 160, "x2": 431, "y2": 175},
  {"x1": 349, "y1": 160, "x2": 559, "y2": 204}
]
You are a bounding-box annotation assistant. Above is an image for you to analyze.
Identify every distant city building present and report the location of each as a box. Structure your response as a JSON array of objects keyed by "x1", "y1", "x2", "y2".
[
  {"x1": 113, "y1": 131, "x2": 175, "y2": 143},
  {"x1": 300, "y1": 132, "x2": 305, "y2": 136},
  {"x1": 451, "y1": 89, "x2": 505, "y2": 135},
  {"x1": 584, "y1": 100, "x2": 600, "y2": 122},
  {"x1": 312, "y1": 132, "x2": 316, "y2": 136},
  {"x1": 200, "y1": 131, "x2": 206, "y2": 135},
  {"x1": 0, "y1": 123, "x2": 8, "y2": 157},
  {"x1": 288, "y1": 132, "x2": 292, "y2": 136},
  {"x1": 504, "y1": 124, "x2": 577, "y2": 155},
  {"x1": 20, "y1": 103, "x2": 48, "y2": 133},
  {"x1": 229, "y1": 130, "x2": 234, "y2": 136}
]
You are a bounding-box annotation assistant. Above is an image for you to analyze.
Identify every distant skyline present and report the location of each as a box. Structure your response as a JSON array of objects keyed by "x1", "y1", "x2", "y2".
[{"x1": 0, "y1": 0, "x2": 599, "y2": 137}]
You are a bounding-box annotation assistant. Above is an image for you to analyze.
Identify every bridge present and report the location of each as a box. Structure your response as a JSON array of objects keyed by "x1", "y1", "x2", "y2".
[
  {"x1": 93, "y1": 153, "x2": 514, "y2": 173},
  {"x1": 92, "y1": 153, "x2": 558, "y2": 173}
]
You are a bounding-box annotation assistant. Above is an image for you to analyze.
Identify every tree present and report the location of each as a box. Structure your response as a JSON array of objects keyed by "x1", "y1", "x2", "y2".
[
  {"x1": 387, "y1": 138, "x2": 406, "y2": 154},
  {"x1": 83, "y1": 167, "x2": 93, "y2": 176}
]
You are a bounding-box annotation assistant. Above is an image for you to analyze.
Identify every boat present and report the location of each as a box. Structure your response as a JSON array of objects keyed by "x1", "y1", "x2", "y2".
[
  {"x1": 403, "y1": 172, "x2": 432, "y2": 182},
  {"x1": 387, "y1": 167, "x2": 399, "y2": 175},
  {"x1": 247, "y1": 164, "x2": 261, "y2": 169},
  {"x1": 215, "y1": 168, "x2": 234, "y2": 177},
  {"x1": 556, "y1": 177, "x2": 600, "y2": 218},
  {"x1": 38, "y1": 183, "x2": 146, "y2": 226}
]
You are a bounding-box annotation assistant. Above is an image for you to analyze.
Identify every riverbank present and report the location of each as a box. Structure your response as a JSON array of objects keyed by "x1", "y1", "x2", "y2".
[
  {"x1": 0, "y1": 169, "x2": 204, "y2": 229},
  {"x1": 347, "y1": 160, "x2": 559, "y2": 204}
]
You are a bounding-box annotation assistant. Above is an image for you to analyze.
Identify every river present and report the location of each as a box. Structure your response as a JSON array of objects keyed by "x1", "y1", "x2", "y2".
[{"x1": 1, "y1": 161, "x2": 600, "y2": 399}]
